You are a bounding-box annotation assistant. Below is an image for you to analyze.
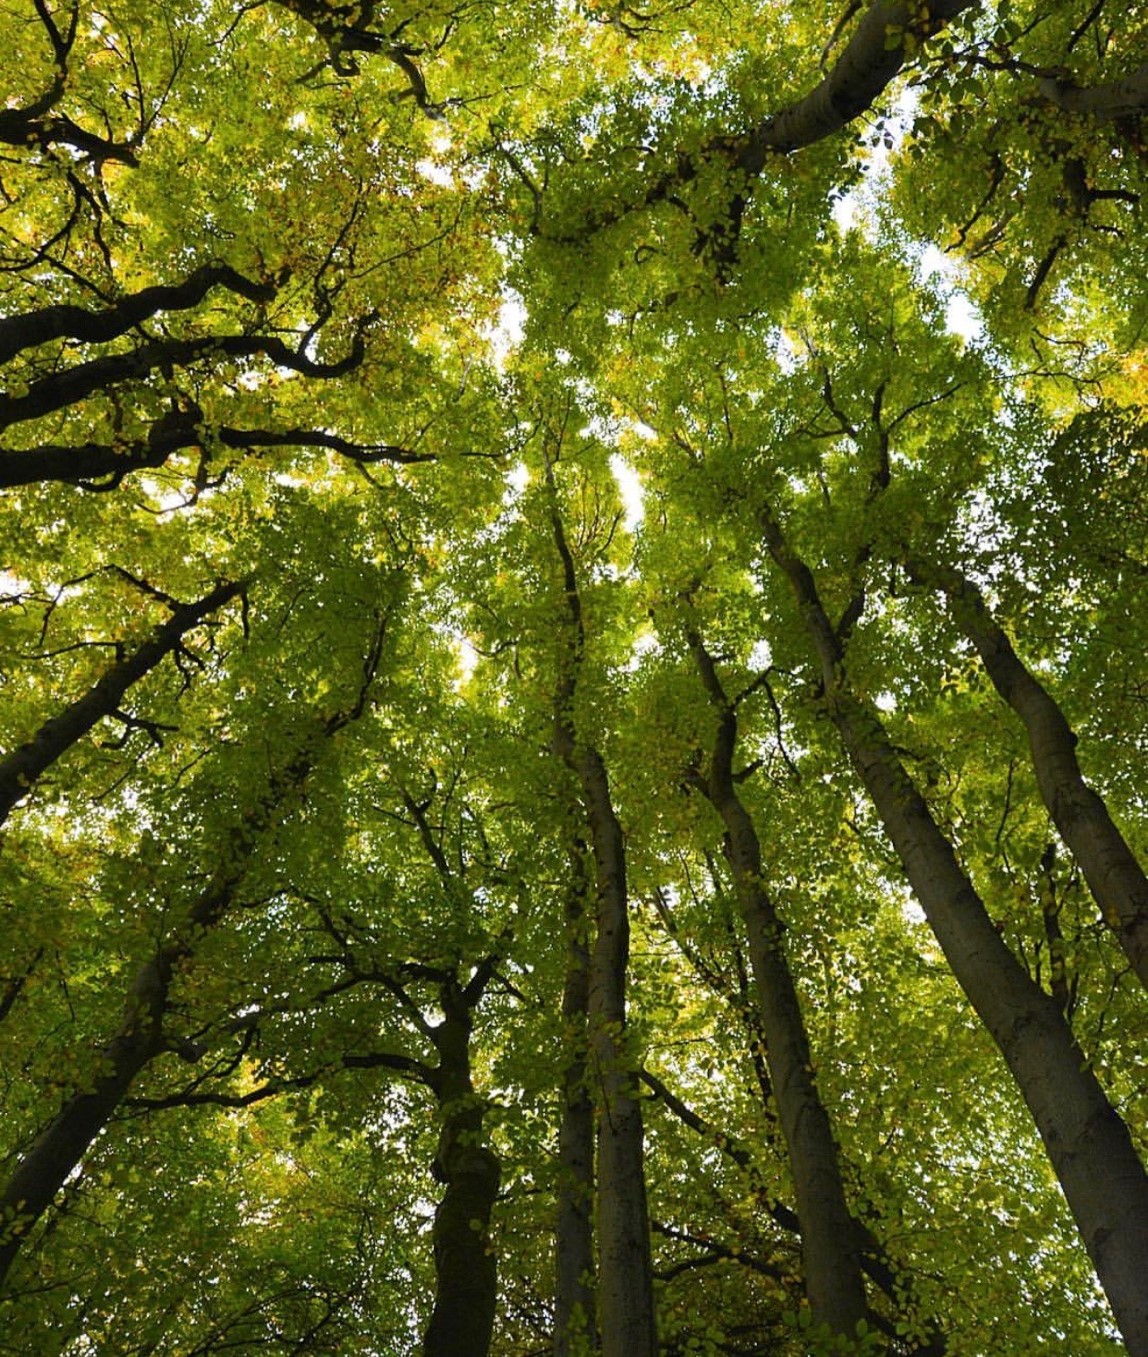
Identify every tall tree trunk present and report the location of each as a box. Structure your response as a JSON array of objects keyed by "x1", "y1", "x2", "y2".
[
  {"x1": 909, "y1": 555, "x2": 1148, "y2": 990},
  {"x1": 422, "y1": 982, "x2": 501, "y2": 1357},
  {"x1": 396, "y1": 793, "x2": 505, "y2": 1357},
  {"x1": 1038, "y1": 62, "x2": 1148, "y2": 119},
  {"x1": 548, "y1": 466, "x2": 657, "y2": 1357},
  {"x1": 577, "y1": 743, "x2": 657, "y2": 1357},
  {"x1": 0, "y1": 578, "x2": 245, "y2": 827},
  {"x1": 685, "y1": 625, "x2": 869, "y2": 1342},
  {"x1": 737, "y1": 0, "x2": 978, "y2": 164},
  {"x1": 0, "y1": 615, "x2": 389, "y2": 1292},
  {"x1": 555, "y1": 841, "x2": 599, "y2": 1356},
  {"x1": 763, "y1": 509, "x2": 1148, "y2": 1355},
  {"x1": 0, "y1": 745, "x2": 312, "y2": 1289}
]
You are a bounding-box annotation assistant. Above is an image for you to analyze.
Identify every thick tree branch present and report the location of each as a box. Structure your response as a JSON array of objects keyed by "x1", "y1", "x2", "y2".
[
  {"x1": 0, "y1": 109, "x2": 138, "y2": 164},
  {"x1": 0, "y1": 948, "x2": 45, "y2": 1026},
  {"x1": 0, "y1": 331, "x2": 367, "y2": 433},
  {"x1": 0, "y1": 0, "x2": 136, "y2": 164},
  {"x1": 1039, "y1": 62, "x2": 1148, "y2": 120},
  {"x1": 0, "y1": 422, "x2": 429, "y2": 491},
  {"x1": 556, "y1": 0, "x2": 978, "y2": 242},
  {"x1": 271, "y1": 0, "x2": 443, "y2": 112},
  {"x1": 906, "y1": 554, "x2": 1148, "y2": 991},
  {"x1": 0, "y1": 265, "x2": 280, "y2": 367},
  {"x1": 0, "y1": 578, "x2": 246, "y2": 826},
  {"x1": 728, "y1": 0, "x2": 978, "y2": 166}
]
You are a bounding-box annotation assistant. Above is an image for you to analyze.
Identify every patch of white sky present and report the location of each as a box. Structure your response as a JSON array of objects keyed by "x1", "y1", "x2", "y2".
[
  {"x1": 505, "y1": 460, "x2": 530, "y2": 498},
  {"x1": 748, "y1": 638, "x2": 772, "y2": 671},
  {"x1": 0, "y1": 568, "x2": 33, "y2": 597},
  {"x1": 623, "y1": 629, "x2": 661, "y2": 672},
  {"x1": 484, "y1": 287, "x2": 527, "y2": 370},
  {"x1": 832, "y1": 88, "x2": 984, "y2": 346},
  {"x1": 416, "y1": 128, "x2": 457, "y2": 189},
  {"x1": 452, "y1": 632, "x2": 480, "y2": 687},
  {"x1": 610, "y1": 452, "x2": 645, "y2": 533}
]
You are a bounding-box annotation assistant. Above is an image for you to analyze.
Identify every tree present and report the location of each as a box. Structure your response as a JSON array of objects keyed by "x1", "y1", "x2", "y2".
[{"x1": 2, "y1": 0, "x2": 1147, "y2": 1354}]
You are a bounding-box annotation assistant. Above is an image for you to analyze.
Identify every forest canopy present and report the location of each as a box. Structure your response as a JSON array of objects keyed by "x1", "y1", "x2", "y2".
[{"x1": 0, "y1": 0, "x2": 1146, "y2": 1353}]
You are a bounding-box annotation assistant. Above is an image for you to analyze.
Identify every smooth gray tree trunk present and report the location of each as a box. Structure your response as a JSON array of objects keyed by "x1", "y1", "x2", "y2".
[
  {"x1": 910, "y1": 555, "x2": 1148, "y2": 990},
  {"x1": 549, "y1": 469, "x2": 657, "y2": 1357},
  {"x1": 763, "y1": 509, "x2": 1148, "y2": 1355},
  {"x1": 686, "y1": 625, "x2": 870, "y2": 1342}
]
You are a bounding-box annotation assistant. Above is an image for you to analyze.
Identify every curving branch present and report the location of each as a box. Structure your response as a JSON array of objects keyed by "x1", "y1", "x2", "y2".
[
  {"x1": 0, "y1": 948, "x2": 45, "y2": 1027},
  {"x1": 0, "y1": 330, "x2": 368, "y2": 433},
  {"x1": 127, "y1": 1048, "x2": 430, "y2": 1111},
  {"x1": 0, "y1": 0, "x2": 138, "y2": 165},
  {"x1": 0, "y1": 420, "x2": 430, "y2": 491},
  {"x1": 641, "y1": 1066, "x2": 947, "y2": 1351},
  {"x1": 0, "y1": 577, "x2": 246, "y2": 827},
  {"x1": 0, "y1": 264, "x2": 280, "y2": 367},
  {"x1": 271, "y1": 0, "x2": 443, "y2": 112},
  {"x1": 552, "y1": 0, "x2": 979, "y2": 245},
  {"x1": 1038, "y1": 61, "x2": 1148, "y2": 120},
  {"x1": 651, "y1": 1219, "x2": 787, "y2": 1285},
  {"x1": 0, "y1": 108, "x2": 139, "y2": 167},
  {"x1": 728, "y1": 0, "x2": 978, "y2": 165}
]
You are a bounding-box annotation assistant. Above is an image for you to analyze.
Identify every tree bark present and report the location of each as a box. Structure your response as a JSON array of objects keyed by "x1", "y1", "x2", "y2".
[
  {"x1": 555, "y1": 842, "x2": 599, "y2": 1356},
  {"x1": 558, "y1": 0, "x2": 979, "y2": 241},
  {"x1": 0, "y1": 578, "x2": 245, "y2": 827},
  {"x1": 0, "y1": 333, "x2": 362, "y2": 432},
  {"x1": 0, "y1": 265, "x2": 276, "y2": 366},
  {"x1": 909, "y1": 556, "x2": 1148, "y2": 990},
  {"x1": 762, "y1": 508, "x2": 1148, "y2": 1355},
  {"x1": 548, "y1": 469, "x2": 657, "y2": 1357},
  {"x1": 422, "y1": 982, "x2": 501, "y2": 1357},
  {"x1": 0, "y1": 424, "x2": 427, "y2": 490},
  {"x1": 578, "y1": 742, "x2": 657, "y2": 1357},
  {"x1": 685, "y1": 626, "x2": 869, "y2": 1342},
  {"x1": 732, "y1": 0, "x2": 979, "y2": 168},
  {"x1": 1038, "y1": 62, "x2": 1148, "y2": 119},
  {"x1": 0, "y1": 107, "x2": 137, "y2": 164}
]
